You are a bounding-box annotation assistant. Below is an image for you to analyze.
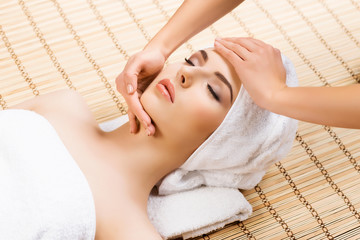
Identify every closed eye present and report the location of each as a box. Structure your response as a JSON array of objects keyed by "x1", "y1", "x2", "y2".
[
  {"x1": 185, "y1": 58, "x2": 195, "y2": 66},
  {"x1": 186, "y1": 57, "x2": 220, "y2": 102},
  {"x1": 207, "y1": 84, "x2": 220, "y2": 101}
]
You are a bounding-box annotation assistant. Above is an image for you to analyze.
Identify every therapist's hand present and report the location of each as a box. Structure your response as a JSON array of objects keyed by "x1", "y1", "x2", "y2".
[
  {"x1": 214, "y1": 37, "x2": 287, "y2": 111},
  {"x1": 116, "y1": 49, "x2": 166, "y2": 135}
]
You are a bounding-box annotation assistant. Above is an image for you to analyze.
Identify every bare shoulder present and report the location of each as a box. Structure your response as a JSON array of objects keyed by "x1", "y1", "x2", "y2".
[
  {"x1": 9, "y1": 89, "x2": 97, "y2": 127},
  {"x1": 10, "y1": 89, "x2": 85, "y2": 112}
]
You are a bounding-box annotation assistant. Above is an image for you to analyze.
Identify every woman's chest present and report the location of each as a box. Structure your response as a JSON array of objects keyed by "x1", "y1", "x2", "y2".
[
  {"x1": 36, "y1": 112, "x2": 158, "y2": 239},
  {"x1": 46, "y1": 115, "x2": 124, "y2": 193},
  {"x1": 44, "y1": 115, "x2": 137, "y2": 226}
]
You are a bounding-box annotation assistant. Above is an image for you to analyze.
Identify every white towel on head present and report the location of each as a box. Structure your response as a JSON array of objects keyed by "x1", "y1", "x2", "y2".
[{"x1": 157, "y1": 54, "x2": 298, "y2": 195}]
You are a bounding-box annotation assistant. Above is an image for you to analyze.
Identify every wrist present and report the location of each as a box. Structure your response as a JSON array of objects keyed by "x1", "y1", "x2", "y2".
[
  {"x1": 268, "y1": 85, "x2": 288, "y2": 114},
  {"x1": 143, "y1": 35, "x2": 173, "y2": 59}
]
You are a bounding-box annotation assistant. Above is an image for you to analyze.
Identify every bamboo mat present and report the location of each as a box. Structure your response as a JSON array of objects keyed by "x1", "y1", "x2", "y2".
[{"x1": 1, "y1": 0, "x2": 360, "y2": 239}]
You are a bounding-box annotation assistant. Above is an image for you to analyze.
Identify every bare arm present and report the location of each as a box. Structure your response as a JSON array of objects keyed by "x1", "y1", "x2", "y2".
[
  {"x1": 272, "y1": 85, "x2": 360, "y2": 129},
  {"x1": 145, "y1": 0, "x2": 245, "y2": 57},
  {"x1": 215, "y1": 37, "x2": 360, "y2": 129},
  {"x1": 8, "y1": 89, "x2": 97, "y2": 125},
  {"x1": 8, "y1": 89, "x2": 78, "y2": 111}
]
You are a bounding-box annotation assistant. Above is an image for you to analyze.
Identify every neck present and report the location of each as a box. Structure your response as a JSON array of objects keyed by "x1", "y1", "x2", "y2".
[{"x1": 101, "y1": 122, "x2": 188, "y2": 200}]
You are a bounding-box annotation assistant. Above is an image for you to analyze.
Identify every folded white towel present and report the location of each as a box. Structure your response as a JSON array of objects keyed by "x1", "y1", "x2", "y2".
[
  {"x1": 147, "y1": 187, "x2": 252, "y2": 239},
  {"x1": 0, "y1": 109, "x2": 96, "y2": 240}
]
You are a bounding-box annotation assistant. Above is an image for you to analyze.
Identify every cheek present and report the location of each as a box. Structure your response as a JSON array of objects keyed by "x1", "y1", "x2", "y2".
[
  {"x1": 188, "y1": 101, "x2": 224, "y2": 132},
  {"x1": 173, "y1": 92, "x2": 227, "y2": 142}
]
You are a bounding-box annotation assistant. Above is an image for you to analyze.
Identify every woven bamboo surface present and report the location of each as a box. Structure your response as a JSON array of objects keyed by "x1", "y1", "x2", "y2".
[{"x1": 1, "y1": 0, "x2": 360, "y2": 239}]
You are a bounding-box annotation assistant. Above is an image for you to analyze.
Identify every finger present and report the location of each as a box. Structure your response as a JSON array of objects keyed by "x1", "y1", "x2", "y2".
[
  {"x1": 115, "y1": 73, "x2": 135, "y2": 96},
  {"x1": 127, "y1": 92, "x2": 155, "y2": 135},
  {"x1": 215, "y1": 38, "x2": 250, "y2": 61},
  {"x1": 247, "y1": 38, "x2": 281, "y2": 56},
  {"x1": 273, "y1": 47, "x2": 282, "y2": 58},
  {"x1": 116, "y1": 57, "x2": 143, "y2": 95},
  {"x1": 214, "y1": 40, "x2": 246, "y2": 70},
  {"x1": 127, "y1": 111, "x2": 139, "y2": 134},
  {"x1": 221, "y1": 37, "x2": 259, "y2": 52},
  {"x1": 248, "y1": 38, "x2": 267, "y2": 47},
  {"x1": 147, "y1": 123, "x2": 156, "y2": 136}
]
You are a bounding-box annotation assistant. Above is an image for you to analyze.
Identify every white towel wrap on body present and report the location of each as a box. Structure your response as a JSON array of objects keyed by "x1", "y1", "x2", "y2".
[{"x1": 0, "y1": 109, "x2": 96, "y2": 240}]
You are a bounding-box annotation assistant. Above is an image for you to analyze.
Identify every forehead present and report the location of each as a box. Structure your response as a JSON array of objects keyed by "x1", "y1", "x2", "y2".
[{"x1": 202, "y1": 49, "x2": 241, "y2": 94}]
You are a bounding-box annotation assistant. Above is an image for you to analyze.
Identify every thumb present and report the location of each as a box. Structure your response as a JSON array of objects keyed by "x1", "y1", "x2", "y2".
[
  {"x1": 123, "y1": 71, "x2": 137, "y2": 95},
  {"x1": 120, "y1": 57, "x2": 144, "y2": 95}
]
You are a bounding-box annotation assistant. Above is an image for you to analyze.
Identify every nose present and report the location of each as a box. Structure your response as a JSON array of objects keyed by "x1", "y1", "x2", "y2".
[
  {"x1": 180, "y1": 74, "x2": 189, "y2": 88},
  {"x1": 178, "y1": 66, "x2": 192, "y2": 88},
  {"x1": 178, "y1": 65, "x2": 208, "y2": 88}
]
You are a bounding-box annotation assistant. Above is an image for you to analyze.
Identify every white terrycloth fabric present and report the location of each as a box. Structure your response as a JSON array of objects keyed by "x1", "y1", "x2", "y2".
[
  {"x1": 157, "y1": 54, "x2": 298, "y2": 195},
  {"x1": 147, "y1": 187, "x2": 252, "y2": 239},
  {"x1": 0, "y1": 109, "x2": 96, "y2": 240}
]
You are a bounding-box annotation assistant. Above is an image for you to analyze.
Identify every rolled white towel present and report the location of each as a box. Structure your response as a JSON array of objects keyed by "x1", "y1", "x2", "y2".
[{"x1": 147, "y1": 187, "x2": 252, "y2": 239}]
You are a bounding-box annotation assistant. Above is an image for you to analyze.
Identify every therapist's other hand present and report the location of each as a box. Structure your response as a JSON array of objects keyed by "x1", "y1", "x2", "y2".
[
  {"x1": 116, "y1": 49, "x2": 166, "y2": 135},
  {"x1": 214, "y1": 37, "x2": 287, "y2": 111}
]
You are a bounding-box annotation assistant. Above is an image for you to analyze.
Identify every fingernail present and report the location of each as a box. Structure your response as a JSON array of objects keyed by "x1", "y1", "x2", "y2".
[
  {"x1": 127, "y1": 84, "x2": 134, "y2": 94},
  {"x1": 146, "y1": 129, "x2": 151, "y2": 136},
  {"x1": 215, "y1": 37, "x2": 222, "y2": 42}
]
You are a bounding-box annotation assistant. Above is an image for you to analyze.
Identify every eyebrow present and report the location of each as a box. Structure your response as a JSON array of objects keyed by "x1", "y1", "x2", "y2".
[
  {"x1": 200, "y1": 50, "x2": 208, "y2": 62},
  {"x1": 198, "y1": 50, "x2": 234, "y2": 103},
  {"x1": 214, "y1": 71, "x2": 233, "y2": 103}
]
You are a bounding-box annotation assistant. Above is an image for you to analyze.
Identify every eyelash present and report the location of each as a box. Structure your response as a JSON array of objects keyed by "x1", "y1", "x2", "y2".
[
  {"x1": 184, "y1": 58, "x2": 194, "y2": 66},
  {"x1": 184, "y1": 58, "x2": 220, "y2": 102},
  {"x1": 207, "y1": 84, "x2": 220, "y2": 101}
]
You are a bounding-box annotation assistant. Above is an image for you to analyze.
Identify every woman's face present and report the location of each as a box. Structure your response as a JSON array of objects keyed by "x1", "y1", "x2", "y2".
[{"x1": 140, "y1": 49, "x2": 241, "y2": 151}]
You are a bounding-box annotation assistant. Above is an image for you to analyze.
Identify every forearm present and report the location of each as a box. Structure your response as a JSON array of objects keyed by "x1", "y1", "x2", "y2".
[
  {"x1": 271, "y1": 85, "x2": 360, "y2": 129},
  {"x1": 145, "y1": 0, "x2": 244, "y2": 58}
]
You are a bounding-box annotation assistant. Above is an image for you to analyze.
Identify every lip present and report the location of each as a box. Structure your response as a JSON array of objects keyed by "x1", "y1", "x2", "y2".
[{"x1": 156, "y1": 79, "x2": 175, "y2": 103}]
